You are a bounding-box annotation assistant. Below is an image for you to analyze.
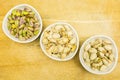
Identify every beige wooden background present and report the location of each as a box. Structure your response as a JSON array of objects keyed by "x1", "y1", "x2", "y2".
[{"x1": 0, "y1": 0, "x2": 120, "y2": 80}]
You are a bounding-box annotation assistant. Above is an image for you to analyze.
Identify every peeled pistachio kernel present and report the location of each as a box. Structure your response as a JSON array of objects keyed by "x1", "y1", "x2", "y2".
[
  {"x1": 22, "y1": 30, "x2": 27, "y2": 37},
  {"x1": 15, "y1": 20, "x2": 19, "y2": 26},
  {"x1": 9, "y1": 20, "x2": 14, "y2": 24},
  {"x1": 34, "y1": 30, "x2": 39, "y2": 35},
  {"x1": 12, "y1": 9, "x2": 17, "y2": 15},
  {"x1": 11, "y1": 24, "x2": 17, "y2": 29},
  {"x1": 7, "y1": 7, "x2": 40, "y2": 41},
  {"x1": 16, "y1": 11, "x2": 21, "y2": 16},
  {"x1": 8, "y1": 15, "x2": 12, "y2": 20},
  {"x1": 23, "y1": 11, "x2": 29, "y2": 15}
]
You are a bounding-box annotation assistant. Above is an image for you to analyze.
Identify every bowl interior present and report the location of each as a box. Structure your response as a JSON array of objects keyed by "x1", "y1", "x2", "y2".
[
  {"x1": 40, "y1": 22, "x2": 79, "y2": 61},
  {"x1": 79, "y1": 35, "x2": 118, "y2": 74},
  {"x1": 2, "y1": 4, "x2": 42, "y2": 43}
]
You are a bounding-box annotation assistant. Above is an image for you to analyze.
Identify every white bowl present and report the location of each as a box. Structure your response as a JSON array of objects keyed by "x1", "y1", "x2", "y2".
[
  {"x1": 2, "y1": 4, "x2": 42, "y2": 43},
  {"x1": 79, "y1": 35, "x2": 118, "y2": 75},
  {"x1": 40, "y1": 22, "x2": 79, "y2": 61}
]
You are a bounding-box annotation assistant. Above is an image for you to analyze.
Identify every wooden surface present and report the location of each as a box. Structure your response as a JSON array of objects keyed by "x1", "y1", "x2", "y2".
[{"x1": 0, "y1": 0, "x2": 120, "y2": 80}]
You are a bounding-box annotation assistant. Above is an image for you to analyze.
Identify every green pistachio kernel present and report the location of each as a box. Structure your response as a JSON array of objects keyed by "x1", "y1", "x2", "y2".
[
  {"x1": 34, "y1": 30, "x2": 39, "y2": 35},
  {"x1": 11, "y1": 24, "x2": 17, "y2": 29}
]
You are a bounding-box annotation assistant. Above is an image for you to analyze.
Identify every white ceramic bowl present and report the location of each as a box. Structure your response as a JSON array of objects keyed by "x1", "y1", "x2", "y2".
[
  {"x1": 2, "y1": 4, "x2": 42, "y2": 43},
  {"x1": 40, "y1": 22, "x2": 79, "y2": 61},
  {"x1": 79, "y1": 35, "x2": 118, "y2": 75}
]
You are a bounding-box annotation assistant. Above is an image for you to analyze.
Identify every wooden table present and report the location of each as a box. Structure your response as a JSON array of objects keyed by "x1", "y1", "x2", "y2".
[{"x1": 0, "y1": 0, "x2": 120, "y2": 80}]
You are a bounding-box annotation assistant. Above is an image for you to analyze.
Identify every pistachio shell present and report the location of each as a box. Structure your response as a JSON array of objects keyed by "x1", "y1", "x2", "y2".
[
  {"x1": 109, "y1": 54, "x2": 114, "y2": 61},
  {"x1": 89, "y1": 48, "x2": 97, "y2": 54},
  {"x1": 52, "y1": 33, "x2": 60, "y2": 38},
  {"x1": 104, "y1": 45, "x2": 112, "y2": 51},
  {"x1": 42, "y1": 38, "x2": 49, "y2": 45},
  {"x1": 102, "y1": 58, "x2": 109, "y2": 65},
  {"x1": 70, "y1": 38, "x2": 76, "y2": 44},
  {"x1": 90, "y1": 53, "x2": 97, "y2": 60},
  {"x1": 100, "y1": 65, "x2": 107, "y2": 71},
  {"x1": 99, "y1": 52, "x2": 104, "y2": 58},
  {"x1": 61, "y1": 53, "x2": 67, "y2": 59},
  {"x1": 84, "y1": 44, "x2": 91, "y2": 51},
  {"x1": 63, "y1": 47, "x2": 70, "y2": 53}
]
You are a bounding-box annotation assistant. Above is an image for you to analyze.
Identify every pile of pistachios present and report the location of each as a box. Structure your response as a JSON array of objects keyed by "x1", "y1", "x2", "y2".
[
  {"x1": 83, "y1": 38, "x2": 115, "y2": 71},
  {"x1": 42, "y1": 24, "x2": 77, "y2": 59},
  {"x1": 7, "y1": 7, "x2": 40, "y2": 40}
]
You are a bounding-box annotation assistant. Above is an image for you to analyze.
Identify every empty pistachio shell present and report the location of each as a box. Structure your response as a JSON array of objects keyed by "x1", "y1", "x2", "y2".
[
  {"x1": 63, "y1": 47, "x2": 70, "y2": 53},
  {"x1": 64, "y1": 25, "x2": 71, "y2": 31},
  {"x1": 55, "y1": 25, "x2": 64, "y2": 30},
  {"x1": 109, "y1": 54, "x2": 114, "y2": 61},
  {"x1": 62, "y1": 37, "x2": 69, "y2": 44},
  {"x1": 100, "y1": 65, "x2": 107, "y2": 71},
  {"x1": 52, "y1": 33, "x2": 60, "y2": 38},
  {"x1": 89, "y1": 48, "x2": 97, "y2": 54},
  {"x1": 58, "y1": 45, "x2": 64, "y2": 53},
  {"x1": 102, "y1": 58, "x2": 109, "y2": 65},
  {"x1": 42, "y1": 38, "x2": 49, "y2": 45},
  {"x1": 92, "y1": 61, "x2": 103, "y2": 67},
  {"x1": 85, "y1": 62, "x2": 91, "y2": 67},
  {"x1": 105, "y1": 53, "x2": 109, "y2": 57},
  {"x1": 52, "y1": 46, "x2": 58, "y2": 54},
  {"x1": 98, "y1": 47, "x2": 106, "y2": 53},
  {"x1": 84, "y1": 44, "x2": 91, "y2": 51},
  {"x1": 99, "y1": 52, "x2": 104, "y2": 58},
  {"x1": 61, "y1": 53, "x2": 67, "y2": 59},
  {"x1": 67, "y1": 31, "x2": 73, "y2": 37},
  {"x1": 103, "y1": 39, "x2": 112, "y2": 45},
  {"x1": 91, "y1": 67, "x2": 99, "y2": 71},
  {"x1": 90, "y1": 53, "x2": 97, "y2": 60},
  {"x1": 83, "y1": 52, "x2": 89, "y2": 60},
  {"x1": 70, "y1": 37, "x2": 76, "y2": 44},
  {"x1": 104, "y1": 45, "x2": 112, "y2": 51}
]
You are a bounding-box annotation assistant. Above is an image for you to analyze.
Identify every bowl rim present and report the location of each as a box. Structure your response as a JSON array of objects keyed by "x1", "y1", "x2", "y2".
[
  {"x1": 2, "y1": 4, "x2": 42, "y2": 43},
  {"x1": 79, "y1": 35, "x2": 118, "y2": 75},
  {"x1": 40, "y1": 22, "x2": 80, "y2": 61}
]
